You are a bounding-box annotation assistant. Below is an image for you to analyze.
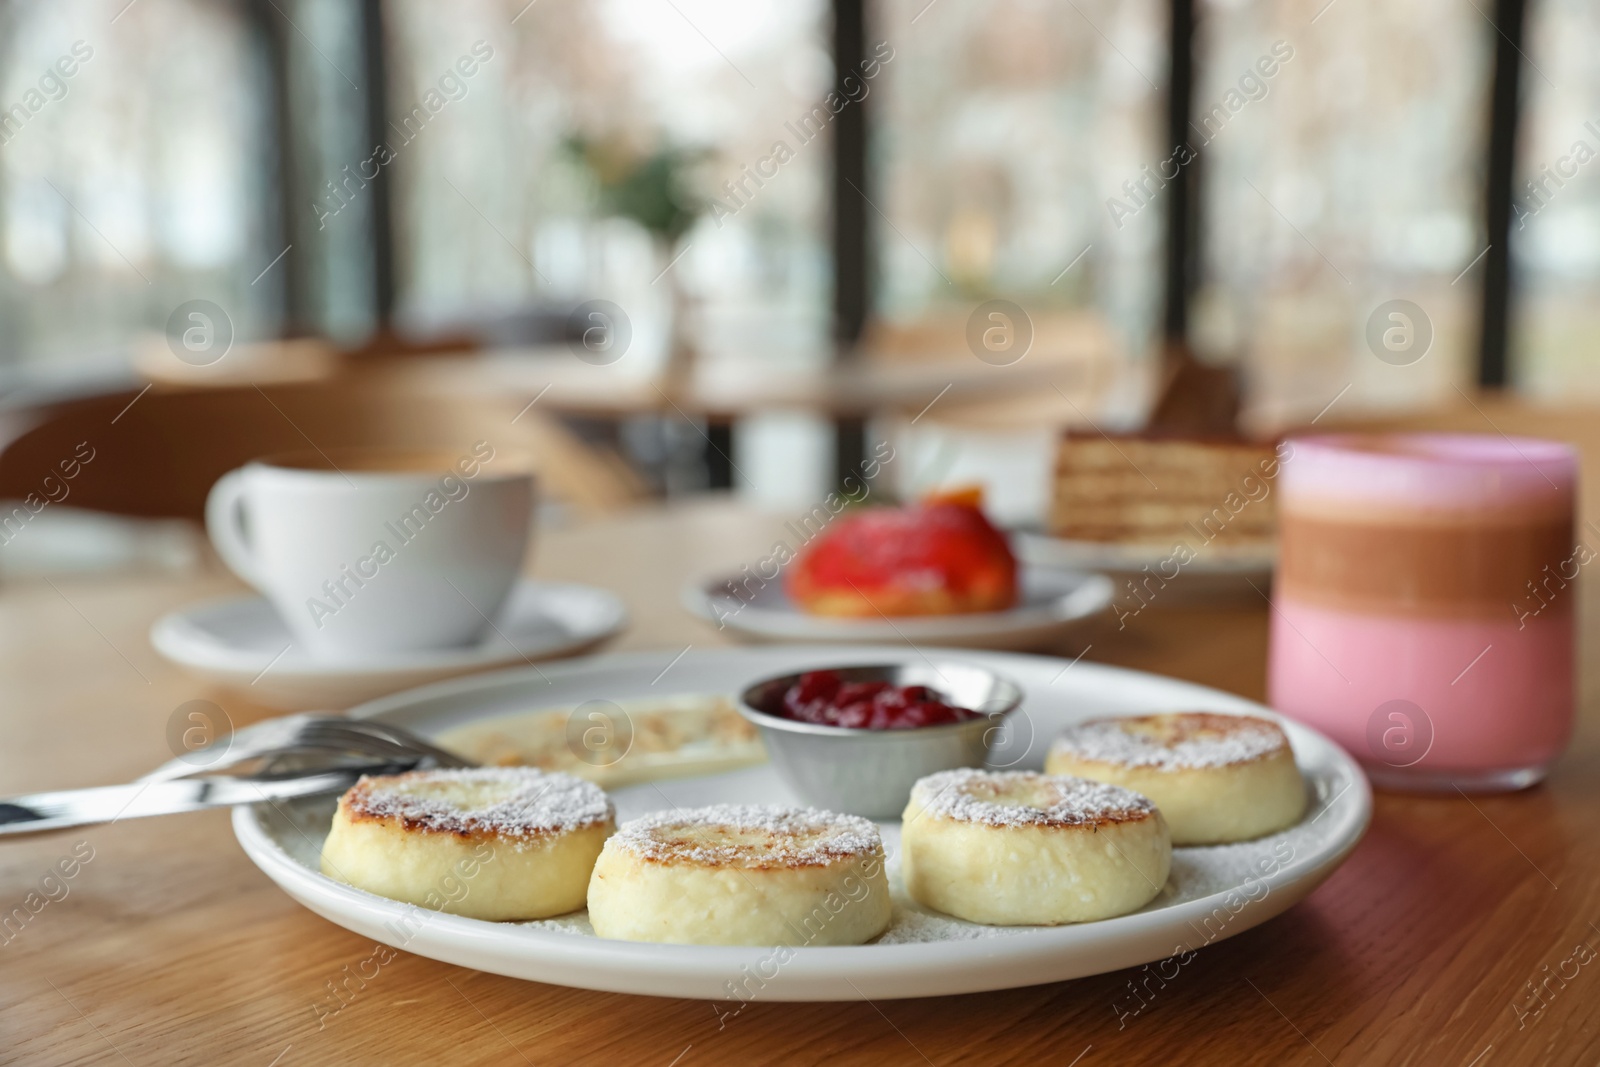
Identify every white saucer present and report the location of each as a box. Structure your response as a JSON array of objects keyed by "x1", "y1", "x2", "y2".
[
  {"x1": 233, "y1": 645, "x2": 1371, "y2": 1000},
  {"x1": 151, "y1": 579, "x2": 627, "y2": 709},
  {"x1": 1014, "y1": 530, "x2": 1276, "y2": 603},
  {"x1": 680, "y1": 566, "x2": 1113, "y2": 650}
]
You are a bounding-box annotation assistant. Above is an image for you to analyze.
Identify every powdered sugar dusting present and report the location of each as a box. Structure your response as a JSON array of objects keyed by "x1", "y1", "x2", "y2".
[
  {"x1": 345, "y1": 767, "x2": 613, "y2": 839},
  {"x1": 611, "y1": 804, "x2": 882, "y2": 868},
  {"x1": 521, "y1": 914, "x2": 594, "y2": 936},
  {"x1": 910, "y1": 768, "x2": 1154, "y2": 828},
  {"x1": 1050, "y1": 713, "x2": 1288, "y2": 770},
  {"x1": 874, "y1": 905, "x2": 1022, "y2": 944}
]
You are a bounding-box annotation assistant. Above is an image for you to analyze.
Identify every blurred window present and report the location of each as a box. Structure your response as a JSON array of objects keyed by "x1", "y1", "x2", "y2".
[
  {"x1": 0, "y1": 0, "x2": 1589, "y2": 418},
  {"x1": 384, "y1": 0, "x2": 833, "y2": 375},
  {"x1": 0, "y1": 0, "x2": 280, "y2": 374},
  {"x1": 1511, "y1": 0, "x2": 1600, "y2": 398},
  {"x1": 868, "y1": 0, "x2": 1167, "y2": 367},
  {"x1": 1191, "y1": 0, "x2": 1493, "y2": 426}
]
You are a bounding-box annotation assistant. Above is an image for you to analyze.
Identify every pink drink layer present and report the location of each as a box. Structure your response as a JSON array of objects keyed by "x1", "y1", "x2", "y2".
[
  {"x1": 1268, "y1": 594, "x2": 1573, "y2": 774},
  {"x1": 1280, "y1": 433, "x2": 1576, "y2": 515}
]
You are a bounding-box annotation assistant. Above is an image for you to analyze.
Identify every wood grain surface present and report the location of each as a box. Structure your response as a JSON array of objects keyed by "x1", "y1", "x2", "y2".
[{"x1": 1, "y1": 498, "x2": 1596, "y2": 1066}]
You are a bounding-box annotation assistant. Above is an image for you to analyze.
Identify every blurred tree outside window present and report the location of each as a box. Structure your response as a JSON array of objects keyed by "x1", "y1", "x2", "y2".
[{"x1": 386, "y1": 0, "x2": 832, "y2": 382}]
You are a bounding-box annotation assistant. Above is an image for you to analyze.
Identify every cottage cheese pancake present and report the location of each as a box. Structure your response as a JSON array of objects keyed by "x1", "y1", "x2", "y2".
[
  {"x1": 586, "y1": 805, "x2": 890, "y2": 946},
  {"x1": 1047, "y1": 713, "x2": 1305, "y2": 845},
  {"x1": 901, "y1": 769, "x2": 1170, "y2": 925},
  {"x1": 320, "y1": 767, "x2": 614, "y2": 921}
]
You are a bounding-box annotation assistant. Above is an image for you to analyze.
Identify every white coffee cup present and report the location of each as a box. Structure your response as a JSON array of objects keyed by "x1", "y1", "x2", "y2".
[{"x1": 204, "y1": 445, "x2": 534, "y2": 659}]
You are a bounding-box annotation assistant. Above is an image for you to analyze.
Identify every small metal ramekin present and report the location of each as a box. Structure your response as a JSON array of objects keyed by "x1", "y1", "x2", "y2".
[{"x1": 736, "y1": 662, "x2": 1024, "y2": 819}]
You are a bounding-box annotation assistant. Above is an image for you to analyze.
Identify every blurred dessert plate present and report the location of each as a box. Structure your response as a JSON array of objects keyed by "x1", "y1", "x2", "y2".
[
  {"x1": 1015, "y1": 528, "x2": 1275, "y2": 577},
  {"x1": 682, "y1": 566, "x2": 1113, "y2": 650},
  {"x1": 151, "y1": 579, "x2": 626, "y2": 709}
]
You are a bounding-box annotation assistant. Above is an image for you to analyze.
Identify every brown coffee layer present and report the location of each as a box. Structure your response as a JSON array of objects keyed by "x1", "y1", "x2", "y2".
[{"x1": 1277, "y1": 511, "x2": 1576, "y2": 616}]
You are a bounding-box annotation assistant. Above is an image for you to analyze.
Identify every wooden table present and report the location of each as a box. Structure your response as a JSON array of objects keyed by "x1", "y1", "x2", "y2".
[
  {"x1": 3, "y1": 498, "x2": 1596, "y2": 1066},
  {"x1": 467, "y1": 344, "x2": 1114, "y2": 421}
]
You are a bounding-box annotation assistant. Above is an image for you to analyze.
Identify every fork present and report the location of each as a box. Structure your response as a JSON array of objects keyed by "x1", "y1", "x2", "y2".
[{"x1": 138, "y1": 713, "x2": 475, "y2": 783}]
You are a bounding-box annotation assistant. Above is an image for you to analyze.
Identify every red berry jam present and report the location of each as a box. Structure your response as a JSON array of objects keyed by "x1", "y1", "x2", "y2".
[{"x1": 777, "y1": 670, "x2": 981, "y2": 729}]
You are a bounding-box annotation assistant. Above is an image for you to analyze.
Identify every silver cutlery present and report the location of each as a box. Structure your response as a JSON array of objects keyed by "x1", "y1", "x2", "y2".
[
  {"x1": 0, "y1": 715, "x2": 475, "y2": 838},
  {"x1": 0, "y1": 765, "x2": 397, "y2": 837}
]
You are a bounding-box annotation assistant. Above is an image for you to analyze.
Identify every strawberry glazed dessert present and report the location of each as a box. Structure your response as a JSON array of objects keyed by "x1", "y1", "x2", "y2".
[{"x1": 785, "y1": 488, "x2": 1018, "y2": 617}]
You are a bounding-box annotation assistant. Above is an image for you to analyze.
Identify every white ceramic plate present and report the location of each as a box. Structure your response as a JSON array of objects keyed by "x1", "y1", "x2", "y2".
[
  {"x1": 233, "y1": 645, "x2": 1370, "y2": 1000},
  {"x1": 681, "y1": 567, "x2": 1113, "y2": 651},
  {"x1": 1014, "y1": 530, "x2": 1277, "y2": 602},
  {"x1": 152, "y1": 579, "x2": 627, "y2": 710}
]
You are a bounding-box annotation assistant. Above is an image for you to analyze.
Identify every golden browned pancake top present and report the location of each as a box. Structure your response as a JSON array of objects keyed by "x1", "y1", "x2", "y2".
[
  {"x1": 911, "y1": 769, "x2": 1157, "y2": 829},
  {"x1": 1051, "y1": 712, "x2": 1289, "y2": 770},
  {"x1": 608, "y1": 805, "x2": 881, "y2": 870},
  {"x1": 341, "y1": 767, "x2": 613, "y2": 840}
]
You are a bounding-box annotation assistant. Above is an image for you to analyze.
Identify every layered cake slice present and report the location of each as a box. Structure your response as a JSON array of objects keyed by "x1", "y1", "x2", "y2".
[{"x1": 1049, "y1": 433, "x2": 1281, "y2": 547}]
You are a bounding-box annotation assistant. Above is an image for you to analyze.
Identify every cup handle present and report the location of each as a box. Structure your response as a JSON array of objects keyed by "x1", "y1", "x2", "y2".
[{"x1": 205, "y1": 469, "x2": 261, "y2": 587}]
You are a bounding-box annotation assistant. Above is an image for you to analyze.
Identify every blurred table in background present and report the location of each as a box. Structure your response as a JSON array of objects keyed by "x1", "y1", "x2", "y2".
[
  {"x1": 2, "y1": 477, "x2": 1597, "y2": 1063},
  {"x1": 469, "y1": 343, "x2": 1116, "y2": 422}
]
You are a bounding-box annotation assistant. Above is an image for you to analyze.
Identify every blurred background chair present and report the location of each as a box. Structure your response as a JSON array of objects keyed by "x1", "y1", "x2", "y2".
[{"x1": 0, "y1": 364, "x2": 645, "y2": 529}]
